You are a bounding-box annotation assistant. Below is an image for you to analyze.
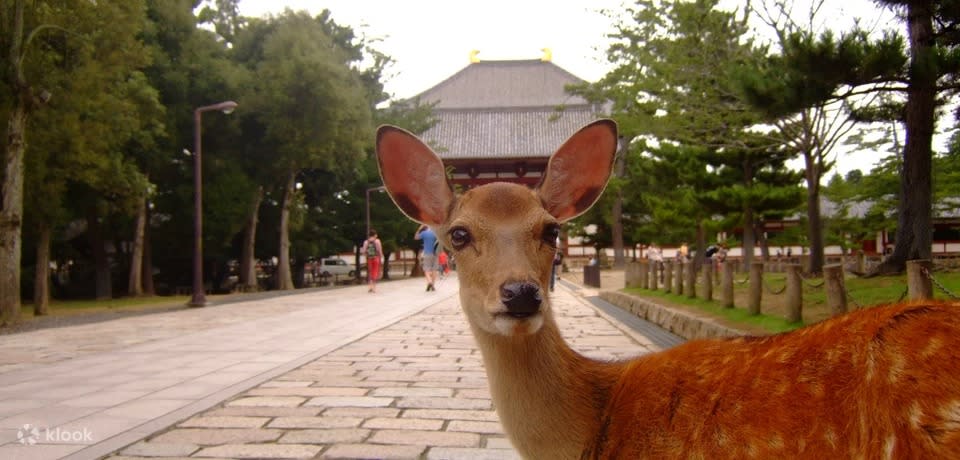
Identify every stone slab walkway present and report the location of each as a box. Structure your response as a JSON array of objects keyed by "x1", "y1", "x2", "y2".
[{"x1": 0, "y1": 273, "x2": 666, "y2": 459}]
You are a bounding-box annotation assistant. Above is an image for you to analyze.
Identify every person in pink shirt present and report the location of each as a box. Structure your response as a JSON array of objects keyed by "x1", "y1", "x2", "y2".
[{"x1": 361, "y1": 230, "x2": 383, "y2": 293}]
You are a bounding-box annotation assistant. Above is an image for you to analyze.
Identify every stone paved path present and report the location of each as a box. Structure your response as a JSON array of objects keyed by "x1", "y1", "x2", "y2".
[{"x1": 0, "y1": 273, "x2": 664, "y2": 459}]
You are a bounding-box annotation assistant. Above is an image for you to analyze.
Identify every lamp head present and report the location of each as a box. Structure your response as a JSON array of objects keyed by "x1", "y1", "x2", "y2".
[{"x1": 219, "y1": 101, "x2": 238, "y2": 114}]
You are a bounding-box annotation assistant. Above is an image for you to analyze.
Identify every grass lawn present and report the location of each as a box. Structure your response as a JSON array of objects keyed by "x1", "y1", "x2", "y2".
[
  {"x1": 19, "y1": 295, "x2": 190, "y2": 320},
  {"x1": 624, "y1": 269, "x2": 960, "y2": 335}
]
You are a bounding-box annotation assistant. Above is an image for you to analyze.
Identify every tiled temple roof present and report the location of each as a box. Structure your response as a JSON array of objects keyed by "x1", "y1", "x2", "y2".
[{"x1": 411, "y1": 59, "x2": 605, "y2": 160}]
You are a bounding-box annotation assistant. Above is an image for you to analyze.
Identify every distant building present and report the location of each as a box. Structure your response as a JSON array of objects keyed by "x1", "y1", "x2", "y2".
[{"x1": 412, "y1": 50, "x2": 607, "y2": 188}]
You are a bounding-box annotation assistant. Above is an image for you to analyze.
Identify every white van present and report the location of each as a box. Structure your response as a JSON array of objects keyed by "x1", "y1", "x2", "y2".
[{"x1": 319, "y1": 258, "x2": 355, "y2": 277}]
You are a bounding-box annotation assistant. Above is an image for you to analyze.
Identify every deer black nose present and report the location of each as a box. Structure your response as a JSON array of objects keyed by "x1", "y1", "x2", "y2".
[{"x1": 500, "y1": 281, "x2": 542, "y2": 318}]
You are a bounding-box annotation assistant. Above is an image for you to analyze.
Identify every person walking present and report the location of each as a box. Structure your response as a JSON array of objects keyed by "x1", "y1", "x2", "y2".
[
  {"x1": 415, "y1": 224, "x2": 439, "y2": 291},
  {"x1": 360, "y1": 230, "x2": 383, "y2": 293},
  {"x1": 438, "y1": 250, "x2": 449, "y2": 279},
  {"x1": 550, "y1": 250, "x2": 563, "y2": 291}
]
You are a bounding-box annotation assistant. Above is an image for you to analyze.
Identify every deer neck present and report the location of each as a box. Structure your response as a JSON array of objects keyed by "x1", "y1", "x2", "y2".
[{"x1": 468, "y1": 309, "x2": 622, "y2": 459}]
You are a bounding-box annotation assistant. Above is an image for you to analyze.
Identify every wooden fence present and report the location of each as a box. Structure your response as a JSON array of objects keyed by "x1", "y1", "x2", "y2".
[{"x1": 625, "y1": 258, "x2": 944, "y2": 323}]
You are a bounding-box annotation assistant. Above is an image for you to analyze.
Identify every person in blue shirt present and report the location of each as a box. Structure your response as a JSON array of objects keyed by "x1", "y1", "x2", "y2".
[{"x1": 415, "y1": 224, "x2": 439, "y2": 291}]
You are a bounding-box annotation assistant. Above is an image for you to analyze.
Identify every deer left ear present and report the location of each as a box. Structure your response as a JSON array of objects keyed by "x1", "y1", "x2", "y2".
[
  {"x1": 537, "y1": 119, "x2": 618, "y2": 222},
  {"x1": 376, "y1": 126, "x2": 454, "y2": 226}
]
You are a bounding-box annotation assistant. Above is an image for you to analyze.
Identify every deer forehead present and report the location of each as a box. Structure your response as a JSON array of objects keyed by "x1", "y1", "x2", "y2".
[{"x1": 449, "y1": 183, "x2": 551, "y2": 229}]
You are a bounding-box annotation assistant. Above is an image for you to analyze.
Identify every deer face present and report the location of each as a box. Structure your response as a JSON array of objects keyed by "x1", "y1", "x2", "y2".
[
  {"x1": 438, "y1": 182, "x2": 561, "y2": 335},
  {"x1": 376, "y1": 120, "x2": 618, "y2": 337}
]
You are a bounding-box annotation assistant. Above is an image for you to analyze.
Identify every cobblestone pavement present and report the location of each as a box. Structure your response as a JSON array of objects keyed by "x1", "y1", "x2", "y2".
[
  {"x1": 0, "y1": 272, "x2": 664, "y2": 459},
  {"x1": 108, "y1": 277, "x2": 659, "y2": 460}
]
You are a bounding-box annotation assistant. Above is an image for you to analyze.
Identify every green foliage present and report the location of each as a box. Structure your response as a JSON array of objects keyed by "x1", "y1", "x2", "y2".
[
  {"x1": 736, "y1": 29, "x2": 906, "y2": 119},
  {"x1": 572, "y1": 0, "x2": 805, "y2": 259},
  {"x1": 18, "y1": 0, "x2": 161, "y2": 241},
  {"x1": 197, "y1": 0, "x2": 246, "y2": 43},
  {"x1": 242, "y1": 10, "x2": 371, "y2": 175},
  {"x1": 3, "y1": 0, "x2": 420, "y2": 300},
  {"x1": 586, "y1": 0, "x2": 764, "y2": 144},
  {"x1": 137, "y1": 0, "x2": 251, "y2": 281}
]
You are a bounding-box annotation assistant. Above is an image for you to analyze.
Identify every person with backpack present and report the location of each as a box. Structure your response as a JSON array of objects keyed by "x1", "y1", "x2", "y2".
[
  {"x1": 415, "y1": 224, "x2": 439, "y2": 292},
  {"x1": 361, "y1": 229, "x2": 383, "y2": 293}
]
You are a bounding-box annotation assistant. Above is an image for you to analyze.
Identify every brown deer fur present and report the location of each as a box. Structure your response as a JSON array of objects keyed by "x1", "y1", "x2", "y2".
[{"x1": 375, "y1": 119, "x2": 960, "y2": 459}]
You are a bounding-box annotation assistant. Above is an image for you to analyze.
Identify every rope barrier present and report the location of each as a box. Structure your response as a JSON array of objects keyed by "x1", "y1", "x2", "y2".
[
  {"x1": 923, "y1": 266, "x2": 960, "y2": 300},
  {"x1": 844, "y1": 287, "x2": 865, "y2": 310},
  {"x1": 797, "y1": 271, "x2": 825, "y2": 288},
  {"x1": 761, "y1": 277, "x2": 787, "y2": 295}
]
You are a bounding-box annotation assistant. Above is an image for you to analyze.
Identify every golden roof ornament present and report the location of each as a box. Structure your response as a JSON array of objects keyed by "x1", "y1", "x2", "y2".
[{"x1": 540, "y1": 48, "x2": 552, "y2": 62}]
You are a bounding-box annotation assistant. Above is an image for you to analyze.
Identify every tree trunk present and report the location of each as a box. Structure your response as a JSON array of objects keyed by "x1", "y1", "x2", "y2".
[
  {"x1": 805, "y1": 182, "x2": 825, "y2": 275},
  {"x1": 875, "y1": 0, "x2": 936, "y2": 275},
  {"x1": 0, "y1": 0, "x2": 29, "y2": 326},
  {"x1": 239, "y1": 186, "x2": 262, "y2": 288},
  {"x1": 741, "y1": 206, "x2": 756, "y2": 272},
  {"x1": 127, "y1": 195, "x2": 147, "y2": 296},
  {"x1": 141, "y1": 208, "x2": 155, "y2": 295},
  {"x1": 275, "y1": 173, "x2": 295, "y2": 290},
  {"x1": 757, "y1": 221, "x2": 769, "y2": 260},
  {"x1": 804, "y1": 152, "x2": 825, "y2": 274},
  {"x1": 611, "y1": 137, "x2": 628, "y2": 268},
  {"x1": 694, "y1": 219, "x2": 706, "y2": 270},
  {"x1": 382, "y1": 250, "x2": 392, "y2": 280},
  {"x1": 0, "y1": 103, "x2": 26, "y2": 326},
  {"x1": 611, "y1": 192, "x2": 625, "y2": 268},
  {"x1": 33, "y1": 224, "x2": 50, "y2": 316},
  {"x1": 87, "y1": 213, "x2": 112, "y2": 300},
  {"x1": 410, "y1": 248, "x2": 423, "y2": 277}
]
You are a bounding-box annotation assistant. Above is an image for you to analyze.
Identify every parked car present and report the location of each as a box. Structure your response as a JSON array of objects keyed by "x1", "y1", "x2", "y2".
[{"x1": 319, "y1": 258, "x2": 355, "y2": 277}]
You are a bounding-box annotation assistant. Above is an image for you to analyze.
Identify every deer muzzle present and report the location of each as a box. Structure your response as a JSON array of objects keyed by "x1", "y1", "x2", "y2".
[{"x1": 499, "y1": 281, "x2": 542, "y2": 318}]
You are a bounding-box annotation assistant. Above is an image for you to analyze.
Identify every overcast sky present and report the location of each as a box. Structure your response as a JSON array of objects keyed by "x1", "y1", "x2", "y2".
[
  {"x1": 234, "y1": 1, "x2": 951, "y2": 175},
  {"x1": 237, "y1": 0, "x2": 622, "y2": 100},
  {"x1": 236, "y1": 1, "x2": 894, "y2": 99}
]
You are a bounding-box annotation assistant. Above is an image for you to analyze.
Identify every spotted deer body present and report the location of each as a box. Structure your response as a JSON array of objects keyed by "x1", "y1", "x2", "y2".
[{"x1": 375, "y1": 120, "x2": 960, "y2": 459}]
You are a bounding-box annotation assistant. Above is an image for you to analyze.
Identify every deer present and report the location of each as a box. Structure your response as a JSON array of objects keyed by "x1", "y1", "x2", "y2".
[{"x1": 375, "y1": 119, "x2": 960, "y2": 459}]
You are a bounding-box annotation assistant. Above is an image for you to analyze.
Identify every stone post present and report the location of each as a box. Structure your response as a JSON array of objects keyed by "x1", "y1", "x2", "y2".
[
  {"x1": 906, "y1": 259, "x2": 933, "y2": 300},
  {"x1": 674, "y1": 260, "x2": 684, "y2": 295},
  {"x1": 702, "y1": 262, "x2": 713, "y2": 302},
  {"x1": 649, "y1": 261, "x2": 659, "y2": 290},
  {"x1": 785, "y1": 263, "x2": 802, "y2": 323},
  {"x1": 722, "y1": 262, "x2": 734, "y2": 308},
  {"x1": 748, "y1": 261, "x2": 763, "y2": 315},
  {"x1": 824, "y1": 264, "x2": 847, "y2": 317},
  {"x1": 640, "y1": 260, "x2": 649, "y2": 289},
  {"x1": 664, "y1": 260, "x2": 673, "y2": 294},
  {"x1": 625, "y1": 261, "x2": 641, "y2": 288}
]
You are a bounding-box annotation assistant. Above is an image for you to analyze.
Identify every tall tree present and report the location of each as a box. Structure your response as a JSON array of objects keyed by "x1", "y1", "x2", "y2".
[
  {"x1": 1, "y1": 0, "x2": 57, "y2": 323},
  {"x1": 574, "y1": 0, "x2": 800, "y2": 267},
  {"x1": 741, "y1": 0, "x2": 958, "y2": 274},
  {"x1": 1, "y1": 0, "x2": 139, "y2": 320},
  {"x1": 880, "y1": 0, "x2": 954, "y2": 273},
  {"x1": 738, "y1": 0, "x2": 906, "y2": 273},
  {"x1": 241, "y1": 10, "x2": 373, "y2": 290},
  {"x1": 140, "y1": 0, "x2": 248, "y2": 295}
]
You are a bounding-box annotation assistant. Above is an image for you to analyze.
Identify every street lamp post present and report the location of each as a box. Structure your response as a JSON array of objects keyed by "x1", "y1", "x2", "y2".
[
  {"x1": 365, "y1": 185, "x2": 387, "y2": 237},
  {"x1": 189, "y1": 100, "x2": 238, "y2": 307}
]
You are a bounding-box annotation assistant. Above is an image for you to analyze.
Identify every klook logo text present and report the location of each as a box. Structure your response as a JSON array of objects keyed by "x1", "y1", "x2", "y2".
[{"x1": 17, "y1": 424, "x2": 93, "y2": 445}]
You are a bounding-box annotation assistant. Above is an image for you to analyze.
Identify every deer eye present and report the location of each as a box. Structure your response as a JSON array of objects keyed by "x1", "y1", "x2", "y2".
[
  {"x1": 542, "y1": 224, "x2": 560, "y2": 246},
  {"x1": 449, "y1": 227, "x2": 472, "y2": 250}
]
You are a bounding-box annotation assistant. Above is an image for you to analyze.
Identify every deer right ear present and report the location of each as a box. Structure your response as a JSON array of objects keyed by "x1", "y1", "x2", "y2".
[
  {"x1": 537, "y1": 119, "x2": 618, "y2": 222},
  {"x1": 376, "y1": 126, "x2": 454, "y2": 226}
]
